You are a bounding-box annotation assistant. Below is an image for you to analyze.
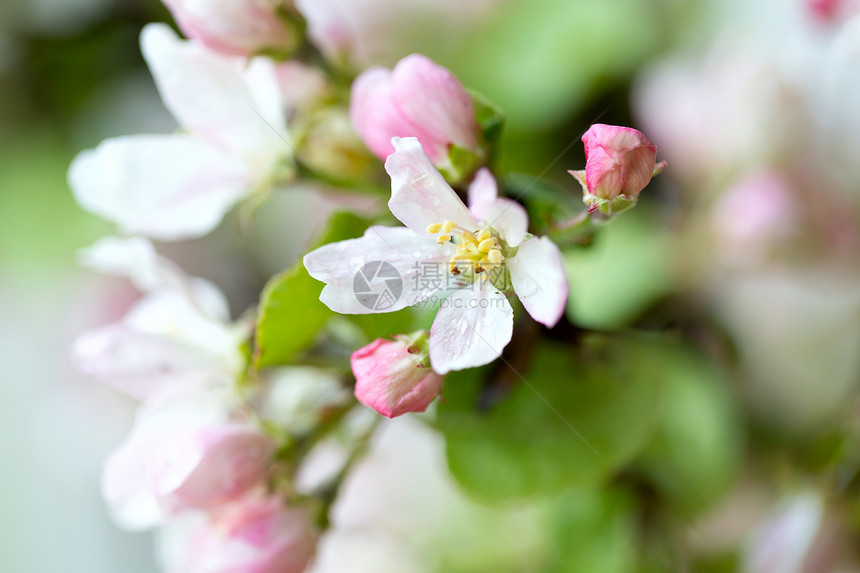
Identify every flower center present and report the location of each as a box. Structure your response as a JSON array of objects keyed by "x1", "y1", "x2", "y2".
[{"x1": 426, "y1": 221, "x2": 505, "y2": 277}]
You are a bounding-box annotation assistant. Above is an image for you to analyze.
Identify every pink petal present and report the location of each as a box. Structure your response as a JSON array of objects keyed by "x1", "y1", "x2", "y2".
[
  {"x1": 162, "y1": 0, "x2": 292, "y2": 57},
  {"x1": 390, "y1": 54, "x2": 477, "y2": 162},
  {"x1": 151, "y1": 426, "x2": 273, "y2": 509},
  {"x1": 350, "y1": 67, "x2": 411, "y2": 160},
  {"x1": 467, "y1": 167, "x2": 498, "y2": 210},
  {"x1": 351, "y1": 339, "x2": 442, "y2": 417}
]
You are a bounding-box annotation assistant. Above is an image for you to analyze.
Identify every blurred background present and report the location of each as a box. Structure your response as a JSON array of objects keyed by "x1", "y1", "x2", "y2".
[{"x1": 1, "y1": 0, "x2": 859, "y2": 571}]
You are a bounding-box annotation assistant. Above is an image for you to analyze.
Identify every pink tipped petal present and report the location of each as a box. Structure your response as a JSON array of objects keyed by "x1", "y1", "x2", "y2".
[
  {"x1": 161, "y1": 0, "x2": 292, "y2": 57},
  {"x1": 140, "y1": 23, "x2": 288, "y2": 160},
  {"x1": 351, "y1": 338, "x2": 443, "y2": 417},
  {"x1": 581, "y1": 124, "x2": 658, "y2": 200},
  {"x1": 467, "y1": 169, "x2": 529, "y2": 246},
  {"x1": 191, "y1": 497, "x2": 317, "y2": 573},
  {"x1": 467, "y1": 167, "x2": 499, "y2": 212},
  {"x1": 68, "y1": 133, "x2": 252, "y2": 240},
  {"x1": 151, "y1": 426, "x2": 273, "y2": 509},
  {"x1": 303, "y1": 225, "x2": 453, "y2": 315},
  {"x1": 390, "y1": 54, "x2": 477, "y2": 162},
  {"x1": 385, "y1": 137, "x2": 478, "y2": 233},
  {"x1": 429, "y1": 287, "x2": 513, "y2": 374},
  {"x1": 508, "y1": 236, "x2": 569, "y2": 327}
]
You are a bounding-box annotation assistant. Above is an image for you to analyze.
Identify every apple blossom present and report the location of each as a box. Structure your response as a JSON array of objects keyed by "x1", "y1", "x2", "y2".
[
  {"x1": 68, "y1": 23, "x2": 292, "y2": 240},
  {"x1": 159, "y1": 495, "x2": 317, "y2": 573},
  {"x1": 303, "y1": 138, "x2": 569, "y2": 374},
  {"x1": 161, "y1": 0, "x2": 298, "y2": 57},
  {"x1": 350, "y1": 54, "x2": 484, "y2": 182},
  {"x1": 710, "y1": 170, "x2": 801, "y2": 267},
  {"x1": 101, "y1": 391, "x2": 274, "y2": 530},
  {"x1": 568, "y1": 124, "x2": 665, "y2": 215},
  {"x1": 71, "y1": 236, "x2": 247, "y2": 401},
  {"x1": 351, "y1": 333, "x2": 443, "y2": 418}
]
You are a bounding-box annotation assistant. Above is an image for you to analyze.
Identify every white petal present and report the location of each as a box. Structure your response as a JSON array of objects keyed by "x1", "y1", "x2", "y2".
[
  {"x1": 124, "y1": 289, "x2": 244, "y2": 369},
  {"x1": 76, "y1": 237, "x2": 233, "y2": 323},
  {"x1": 478, "y1": 198, "x2": 529, "y2": 247},
  {"x1": 385, "y1": 137, "x2": 478, "y2": 234},
  {"x1": 102, "y1": 439, "x2": 165, "y2": 530},
  {"x1": 78, "y1": 236, "x2": 184, "y2": 291},
  {"x1": 68, "y1": 133, "x2": 253, "y2": 240},
  {"x1": 429, "y1": 286, "x2": 513, "y2": 374},
  {"x1": 140, "y1": 23, "x2": 289, "y2": 162},
  {"x1": 508, "y1": 236, "x2": 569, "y2": 327},
  {"x1": 303, "y1": 225, "x2": 454, "y2": 314},
  {"x1": 70, "y1": 324, "x2": 221, "y2": 400}
]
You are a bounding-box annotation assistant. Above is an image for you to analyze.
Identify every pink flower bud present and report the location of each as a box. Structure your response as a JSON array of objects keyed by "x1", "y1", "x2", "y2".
[
  {"x1": 165, "y1": 496, "x2": 317, "y2": 573},
  {"x1": 151, "y1": 424, "x2": 275, "y2": 510},
  {"x1": 162, "y1": 0, "x2": 294, "y2": 57},
  {"x1": 351, "y1": 337, "x2": 443, "y2": 418},
  {"x1": 350, "y1": 54, "x2": 479, "y2": 165},
  {"x1": 572, "y1": 124, "x2": 663, "y2": 201}
]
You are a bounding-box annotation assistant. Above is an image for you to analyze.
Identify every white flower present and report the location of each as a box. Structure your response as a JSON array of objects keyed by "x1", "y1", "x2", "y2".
[
  {"x1": 68, "y1": 23, "x2": 291, "y2": 240},
  {"x1": 303, "y1": 138, "x2": 569, "y2": 374},
  {"x1": 70, "y1": 236, "x2": 247, "y2": 401}
]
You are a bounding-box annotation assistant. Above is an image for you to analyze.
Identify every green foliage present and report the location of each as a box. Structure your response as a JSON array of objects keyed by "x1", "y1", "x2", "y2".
[
  {"x1": 253, "y1": 211, "x2": 370, "y2": 369},
  {"x1": 635, "y1": 345, "x2": 744, "y2": 516},
  {"x1": 470, "y1": 89, "x2": 506, "y2": 147},
  {"x1": 504, "y1": 172, "x2": 582, "y2": 236},
  {"x1": 565, "y1": 207, "x2": 676, "y2": 329},
  {"x1": 544, "y1": 487, "x2": 637, "y2": 573},
  {"x1": 435, "y1": 336, "x2": 661, "y2": 504},
  {"x1": 454, "y1": 0, "x2": 662, "y2": 132},
  {"x1": 253, "y1": 262, "x2": 331, "y2": 370}
]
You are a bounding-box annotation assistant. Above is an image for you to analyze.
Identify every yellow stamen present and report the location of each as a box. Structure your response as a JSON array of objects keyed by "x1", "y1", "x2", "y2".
[
  {"x1": 441, "y1": 221, "x2": 457, "y2": 234},
  {"x1": 436, "y1": 234, "x2": 451, "y2": 244},
  {"x1": 477, "y1": 229, "x2": 491, "y2": 242},
  {"x1": 478, "y1": 238, "x2": 496, "y2": 253},
  {"x1": 487, "y1": 249, "x2": 504, "y2": 264},
  {"x1": 426, "y1": 223, "x2": 442, "y2": 234}
]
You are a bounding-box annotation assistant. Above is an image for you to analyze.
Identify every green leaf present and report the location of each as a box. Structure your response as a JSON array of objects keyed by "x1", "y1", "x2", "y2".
[
  {"x1": 313, "y1": 210, "x2": 370, "y2": 246},
  {"x1": 253, "y1": 210, "x2": 371, "y2": 370},
  {"x1": 434, "y1": 336, "x2": 661, "y2": 504},
  {"x1": 253, "y1": 263, "x2": 331, "y2": 370}
]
